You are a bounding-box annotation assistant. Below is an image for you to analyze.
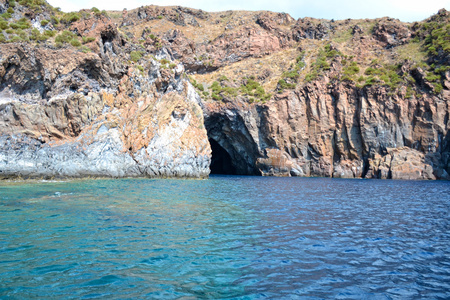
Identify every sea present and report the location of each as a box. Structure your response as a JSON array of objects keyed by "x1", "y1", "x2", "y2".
[{"x1": 0, "y1": 176, "x2": 449, "y2": 299}]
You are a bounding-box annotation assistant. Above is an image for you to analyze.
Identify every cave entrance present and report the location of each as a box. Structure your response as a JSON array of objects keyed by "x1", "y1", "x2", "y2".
[{"x1": 209, "y1": 138, "x2": 237, "y2": 175}]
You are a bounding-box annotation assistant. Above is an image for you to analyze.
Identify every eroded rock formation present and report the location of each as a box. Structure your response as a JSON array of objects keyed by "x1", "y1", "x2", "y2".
[
  {"x1": 0, "y1": 1, "x2": 448, "y2": 179},
  {"x1": 0, "y1": 25, "x2": 210, "y2": 178},
  {"x1": 201, "y1": 80, "x2": 450, "y2": 179}
]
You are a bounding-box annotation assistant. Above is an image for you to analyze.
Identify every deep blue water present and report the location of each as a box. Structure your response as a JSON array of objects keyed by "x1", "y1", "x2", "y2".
[{"x1": 0, "y1": 176, "x2": 449, "y2": 299}]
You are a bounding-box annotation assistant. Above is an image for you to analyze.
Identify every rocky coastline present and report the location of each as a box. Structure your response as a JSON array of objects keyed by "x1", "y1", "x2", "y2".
[{"x1": 0, "y1": 1, "x2": 449, "y2": 179}]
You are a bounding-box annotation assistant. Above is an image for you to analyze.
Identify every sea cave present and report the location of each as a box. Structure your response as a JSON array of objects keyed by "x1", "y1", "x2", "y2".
[{"x1": 208, "y1": 138, "x2": 237, "y2": 175}]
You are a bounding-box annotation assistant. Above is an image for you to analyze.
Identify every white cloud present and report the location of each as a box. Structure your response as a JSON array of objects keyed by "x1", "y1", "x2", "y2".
[{"x1": 47, "y1": 0, "x2": 449, "y2": 22}]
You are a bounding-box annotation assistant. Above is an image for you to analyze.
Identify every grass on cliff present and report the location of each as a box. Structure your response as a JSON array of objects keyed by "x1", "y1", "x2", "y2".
[
  {"x1": 190, "y1": 74, "x2": 271, "y2": 103},
  {"x1": 0, "y1": 2, "x2": 107, "y2": 48},
  {"x1": 276, "y1": 52, "x2": 306, "y2": 92},
  {"x1": 407, "y1": 13, "x2": 450, "y2": 94},
  {"x1": 240, "y1": 77, "x2": 272, "y2": 103}
]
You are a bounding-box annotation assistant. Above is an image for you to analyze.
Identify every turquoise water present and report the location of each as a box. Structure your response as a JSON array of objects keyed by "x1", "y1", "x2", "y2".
[{"x1": 0, "y1": 176, "x2": 449, "y2": 299}]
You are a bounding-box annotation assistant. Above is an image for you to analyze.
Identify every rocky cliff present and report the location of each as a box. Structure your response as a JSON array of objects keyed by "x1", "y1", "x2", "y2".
[{"x1": 0, "y1": 0, "x2": 448, "y2": 179}]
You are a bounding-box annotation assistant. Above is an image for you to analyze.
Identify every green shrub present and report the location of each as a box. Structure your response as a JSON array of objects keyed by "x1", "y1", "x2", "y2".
[
  {"x1": 9, "y1": 35, "x2": 22, "y2": 42},
  {"x1": 425, "y1": 73, "x2": 441, "y2": 82},
  {"x1": 55, "y1": 30, "x2": 77, "y2": 44},
  {"x1": 341, "y1": 75, "x2": 354, "y2": 82},
  {"x1": 82, "y1": 36, "x2": 96, "y2": 44},
  {"x1": 40, "y1": 19, "x2": 49, "y2": 26},
  {"x1": 278, "y1": 79, "x2": 296, "y2": 90},
  {"x1": 305, "y1": 71, "x2": 318, "y2": 82},
  {"x1": 207, "y1": 80, "x2": 240, "y2": 100},
  {"x1": 30, "y1": 28, "x2": 40, "y2": 40},
  {"x1": 343, "y1": 62, "x2": 360, "y2": 76},
  {"x1": 38, "y1": 34, "x2": 48, "y2": 41},
  {"x1": 283, "y1": 70, "x2": 299, "y2": 79},
  {"x1": 364, "y1": 67, "x2": 378, "y2": 75},
  {"x1": 17, "y1": 18, "x2": 31, "y2": 29},
  {"x1": 303, "y1": 45, "x2": 342, "y2": 83},
  {"x1": 79, "y1": 45, "x2": 91, "y2": 53},
  {"x1": 364, "y1": 76, "x2": 378, "y2": 86},
  {"x1": 296, "y1": 53, "x2": 306, "y2": 63},
  {"x1": 43, "y1": 30, "x2": 55, "y2": 37},
  {"x1": 433, "y1": 83, "x2": 443, "y2": 93},
  {"x1": 222, "y1": 86, "x2": 238, "y2": 96},
  {"x1": 1, "y1": 13, "x2": 12, "y2": 20},
  {"x1": 130, "y1": 51, "x2": 143, "y2": 62},
  {"x1": 61, "y1": 12, "x2": 80, "y2": 24},
  {"x1": 18, "y1": 0, "x2": 45, "y2": 12},
  {"x1": 70, "y1": 38, "x2": 81, "y2": 47},
  {"x1": 241, "y1": 77, "x2": 270, "y2": 101},
  {"x1": 7, "y1": 7, "x2": 14, "y2": 14},
  {"x1": 211, "y1": 81, "x2": 221, "y2": 92},
  {"x1": 19, "y1": 0, "x2": 45, "y2": 6},
  {"x1": 0, "y1": 21, "x2": 8, "y2": 30},
  {"x1": 211, "y1": 93, "x2": 221, "y2": 101},
  {"x1": 324, "y1": 44, "x2": 341, "y2": 58},
  {"x1": 297, "y1": 61, "x2": 306, "y2": 69},
  {"x1": 51, "y1": 16, "x2": 59, "y2": 24},
  {"x1": 16, "y1": 29, "x2": 26, "y2": 39},
  {"x1": 136, "y1": 65, "x2": 144, "y2": 73}
]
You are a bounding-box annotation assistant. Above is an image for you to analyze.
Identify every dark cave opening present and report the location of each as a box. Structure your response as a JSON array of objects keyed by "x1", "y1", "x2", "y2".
[{"x1": 209, "y1": 138, "x2": 237, "y2": 175}]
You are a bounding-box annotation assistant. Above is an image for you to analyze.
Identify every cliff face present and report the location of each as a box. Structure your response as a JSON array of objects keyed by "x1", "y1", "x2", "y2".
[
  {"x1": 0, "y1": 1, "x2": 448, "y2": 179},
  {"x1": 0, "y1": 9, "x2": 210, "y2": 178},
  {"x1": 203, "y1": 79, "x2": 450, "y2": 180}
]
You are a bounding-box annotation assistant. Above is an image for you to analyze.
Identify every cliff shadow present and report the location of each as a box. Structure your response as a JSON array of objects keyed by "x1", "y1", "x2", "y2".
[
  {"x1": 204, "y1": 112, "x2": 261, "y2": 176},
  {"x1": 209, "y1": 138, "x2": 237, "y2": 175}
]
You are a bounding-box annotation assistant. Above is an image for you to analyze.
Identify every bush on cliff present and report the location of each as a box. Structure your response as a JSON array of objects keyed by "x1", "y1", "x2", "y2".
[
  {"x1": 305, "y1": 44, "x2": 341, "y2": 82},
  {"x1": 55, "y1": 30, "x2": 77, "y2": 44},
  {"x1": 61, "y1": 12, "x2": 81, "y2": 24},
  {"x1": 130, "y1": 51, "x2": 144, "y2": 62},
  {"x1": 241, "y1": 77, "x2": 271, "y2": 102}
]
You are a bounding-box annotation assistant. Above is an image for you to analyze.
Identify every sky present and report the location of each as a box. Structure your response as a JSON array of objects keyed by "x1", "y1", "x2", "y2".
[{"x1": 47, "y1": 0, "x2": 449, "y2": 22}]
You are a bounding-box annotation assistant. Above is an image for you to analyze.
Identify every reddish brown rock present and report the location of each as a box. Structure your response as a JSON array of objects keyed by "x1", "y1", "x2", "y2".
[{"x1": 372, "y1": 18, "x2": 411, "y2": 47}]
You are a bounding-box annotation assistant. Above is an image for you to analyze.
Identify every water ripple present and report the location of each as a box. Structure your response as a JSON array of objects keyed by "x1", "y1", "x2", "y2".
[{"x1": 0, "y1": 177, "x2": 449, "y2": 298}]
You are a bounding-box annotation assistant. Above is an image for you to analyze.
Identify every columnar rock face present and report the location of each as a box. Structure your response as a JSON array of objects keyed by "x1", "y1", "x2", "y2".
[
  {"x1": 202, "y1": 80, "x2": 450, "y2": 179},
  {"x1": 0, "y1": 1, "x2": 448, "y2": 179}
]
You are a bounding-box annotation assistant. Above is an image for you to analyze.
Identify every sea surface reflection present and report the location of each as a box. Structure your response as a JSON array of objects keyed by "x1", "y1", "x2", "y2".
[{"x1": 0, "y1": 176, "x2": 449, "y2": 298}]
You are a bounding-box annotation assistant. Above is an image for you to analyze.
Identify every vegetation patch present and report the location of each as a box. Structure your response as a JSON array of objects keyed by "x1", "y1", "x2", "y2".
[
  {"x1": 305, "y1": 44, "x2": 342, "y2": 82},
  {"x1": 240, "y1": 76, "x2": 271, "y2": 103},
  {"x1": 130, "y1": 51, "x2": 144, "y2": 62},
  {"x1": 55, "y1": 30, "x2": 77, "y2": 44},
  {"x1": 61, "y1": 12, "x2": 81, "y2": 24},
  {"x1": 189, "y1": 76, "x2": 205, "y2": 92},
  {"x1": 276, "y1": 52, "x2": 305, "y2": 92},
  {"x1": 402, "y1": 15, "x2": 449, "y2": 94}
]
